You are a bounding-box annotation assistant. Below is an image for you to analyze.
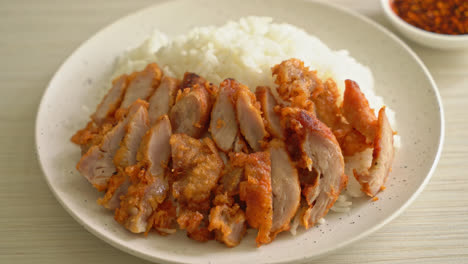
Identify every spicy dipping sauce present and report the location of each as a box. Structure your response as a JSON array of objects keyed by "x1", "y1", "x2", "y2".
[{"x1": 391, "y1": 0, "x2": 468, "y2": 35}]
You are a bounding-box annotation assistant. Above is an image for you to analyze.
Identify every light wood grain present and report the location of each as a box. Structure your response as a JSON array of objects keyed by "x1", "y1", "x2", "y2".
[{"x1": 0, "y1": 0, "x2": 467, "y2": 263}]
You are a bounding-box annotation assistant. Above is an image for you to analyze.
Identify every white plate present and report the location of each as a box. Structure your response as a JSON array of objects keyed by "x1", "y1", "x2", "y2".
[{"x1": 35, "y1": 0, "x2": 444, "y2": 263}]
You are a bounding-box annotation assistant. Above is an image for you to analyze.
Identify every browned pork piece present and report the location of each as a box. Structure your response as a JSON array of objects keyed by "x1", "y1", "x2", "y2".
[
  {"x1": 180, "y1": 72, "x2": 210, "y2": 90},
  {"x1": 169, "y1": 73, "x2": 216, "y2": 138},
  {"x1": 98, "y1": 101, "x2": 150, "y2": 210},
  {"x1": 233, "y1": 151, "x2": 273, "y2": 247},
  {"x1": 256, "y1": 86, "x2": 283, "y2": 139},
  {"x1": 220, "y1": 159, "x2": 244, "y2": 197},
  {"x1": 236, "y1": 84, "x2": 268, "y2": 151},
  {"x1": 311, "y1": 78, "x2": 371, "y2": 156},
  {"x1": 208, "y1": 204, "x2": 247, "y2": 247},
  {"x1": 146, "y1": 198, "x2": 178, "y2": 235},
  {"x1": 76, "y1": 100, "x2": 148, "y2": 191},
  {"x1": 299, "y1": 168, "x2": 320, "y2": 206},
  {"x1": 170, "y1": 134, "x2": 224, "y2": 204},
  {"x1": 271, "y1": 58, "x2": 318, "y2": 113},
  {"x1": 119, "y1": 63, "x2": 162, "y2": 109},
  {"x1": 233, "y1": 133, "x2": 248, "y2": 153},
  {"x1": 310, "y1": 78, "x2": 342, "y2": 129},
  {"x1": 92, "y1": 74, "x2": 129, "y2": 126},
  {"x1": 114, "y1": 115, "x2": 172, "y2": 233},
  {"x1": 354, "y1": 107, "x2": 394, "y2": 197},
  {"x1": 207, "y1": 152, "x2": 248, "y2": 247},
  {"x1": 170, "y1": 134, "x2": 224, "y2": 241},
  {"x1": 210, "y1": 79, "x2": 240, "y2": 152},
  {"x1": 280, "y1": 107, "x2": 347, "y2": 228},
  {"x1": 71, "y1": 75, "x2": 128, "y2": 152},
  {"x1": 147, "y1": 76, "x2": 180, "y2": 125},
  {"x1": 268, "y1": 139, "x2": 300, "y2": 239},
  {"x1": 342, "y1": 79, "x2": 378, "y2": 143}
]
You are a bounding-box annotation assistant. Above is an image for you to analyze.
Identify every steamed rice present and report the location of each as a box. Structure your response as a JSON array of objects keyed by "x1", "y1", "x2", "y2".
[{"x1": 108, "y1": 16, "x2": 399, "y2": 217}]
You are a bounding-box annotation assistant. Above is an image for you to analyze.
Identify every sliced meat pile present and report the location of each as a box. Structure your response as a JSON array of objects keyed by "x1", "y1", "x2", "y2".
[{"x1": 71, "y1": 58, "x2": 395, "y2": 247}]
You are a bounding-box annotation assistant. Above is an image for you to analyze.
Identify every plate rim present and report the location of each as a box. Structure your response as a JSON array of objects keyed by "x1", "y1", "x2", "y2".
[{"x1": 34, "y1": 0, "x2": 445, "y2": 263}]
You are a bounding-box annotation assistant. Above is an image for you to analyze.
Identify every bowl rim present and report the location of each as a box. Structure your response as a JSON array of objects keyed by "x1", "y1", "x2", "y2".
[{"x1": 381, "y1": 0, "x2": 468, "y2": 41}]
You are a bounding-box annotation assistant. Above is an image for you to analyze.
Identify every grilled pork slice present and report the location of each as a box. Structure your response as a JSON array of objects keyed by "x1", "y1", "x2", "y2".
[
  {"x1": 76, "y1": 100, "x2": 148, "y2": 191},
  {"x1": 268, "y1": 139, "x2": 300, "y2": 238},
  {"x1": 170, "y1": 134, "x2": 224, "y2": 204},
  {"x1": 71, "y1": 75, "x2": 128, "y2": 150},
  {"x1": 114, "y1": 115, "x2": 172, "y2": 233},
  {"x1": 169, "y1": 73, "x2": 216, "y2": 138},
  {"x1": 342, "y1": 79, "x2": 378, "y2": 143},
  {"x1": 208, "y1": 204, "x2": 247, "y2": 247},
  {"x1": 280, "y1": 107, "x2": 347, "y2": 228},
  {"x1": 147, "y1": 76, "x2": 179, "y2": 125},
  {"x1": 120, "y1": 63, "x2": 162, "y2": 109},
  {"x1": 256, "y1": 86, "x2": 283, "y2": 139},
  {"x1": 210, "y1": 79, "x2": 240, "y2": 152},
  {"x1": 98, "y1": 103, "x2": 150, "y2": 209},
  {"x1": 234, "y1": 151, "x2": 273, "y2": 247},
  {"x1": 271, "y1": 58, "x2": 318, "y2": 112},
  {"x1": 236, "y1": 84, "x2": 268, "y2": 151},
  {"x1": 354, "y1": 107, "x2": 394, "y2": 197}
]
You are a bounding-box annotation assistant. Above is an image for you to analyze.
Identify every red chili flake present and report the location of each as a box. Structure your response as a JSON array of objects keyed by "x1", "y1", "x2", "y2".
[{"x1": 391, "y1": 0, "x2": 468, "y2": 35}]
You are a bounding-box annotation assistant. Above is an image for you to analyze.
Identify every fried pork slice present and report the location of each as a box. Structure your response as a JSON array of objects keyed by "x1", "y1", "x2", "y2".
[
  {"x1": 114, "y1": 115, "x2": 172, "y2": 233},
  {"x1": 299, "y1": 168, "x2": 320, "y2": 206},
  {"x1": 208, "y1": 204, "x2": 247, "y2": 247},
  {"x1": 98, "y1": 103, "x2": 150, "y2": 209},
  {"x1": 280, "y1": 107, "x2": 347, "y2": 228},
  {"x1": 271, "y1": 58, "x2": 319, "y2": 112},
  {"x1": 220, "y1": 162, "x2": 244, "y2": 197},
  {"x1": 169, "y1": 133, "x2": 222, "y2": 242},
  {"x1": 120, "y1": 63, "x2": 162, "y2": 109},
  {"x1": 170, "y1": 134, "x2": 224, "y2": 204},
  {"x1": 71, "y1": 75, "x2": 128, "y2": 150},
  {"x1": 342, "y1": 79, "x2": 378, "y2": 143},
  {"x1": 311, "y1": 78, "x2": 342, "y2": 129},
  {"x1": 71, "y1": 121, "x2": 114, "y2": 154},
  {"x1": 256, "y1": 86, "x2": 283, "y2": 139},
  {"x1": 92, "y1": 74, "x2": 129, "y2": 126},
  {"x1": 181, "y1": 72, "x2": 208, "y2": 89},
  {"x1": 236, "y1": 84, "x2": 268, "y2": 151},
  {"x1": 147, "y1": 198, "x2": 177, "y2": 235},
  {"x1": 310, "y1": 78, "x2": 371, "y2": 156},
  {"x1": 268, "y1": 139, "x2": 300, "y2": 238},
  {"x1": 147, "y1": 76, "x2": 179, "y2": 125},
  {"x1": 233, "y1": 133, "x2": 248, "y2": 153},
  {"x1": 354, "y1": 107, "x2": 394, "y2": 197},
  {"x1": 169, "y1": 74, "x2": 216, "y2": 138},
  {"x1": 177, "y1": 209, "x2": 213, "y2": 242},
  {"x1": 234, "y1": 152, "x2": 273, "y2": 247},
  {"x1": 180, "y1": 72, "x2": 218, "y2": 100},
  {"x1": 210, "y1": 79, "x2": 240, "y2": 152},
  {"x1": 76, "y1": 100, "x2": 148, "y2": 191}
]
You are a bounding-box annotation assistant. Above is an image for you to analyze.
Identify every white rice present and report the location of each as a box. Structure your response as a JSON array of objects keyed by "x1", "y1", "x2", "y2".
[{"x1": 109, "y1": 16, "x2": 400, "y2": 214}]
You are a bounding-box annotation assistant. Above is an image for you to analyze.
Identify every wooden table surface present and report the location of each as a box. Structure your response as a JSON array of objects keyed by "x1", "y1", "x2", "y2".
[{"x1": 1, "y1": 0, "x2": 467, "y2": 263}]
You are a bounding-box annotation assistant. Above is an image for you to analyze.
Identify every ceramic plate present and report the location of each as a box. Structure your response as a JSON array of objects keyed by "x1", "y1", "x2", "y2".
[{"x1": 35, "y1": 0, "x2": 444, "y2": 263}]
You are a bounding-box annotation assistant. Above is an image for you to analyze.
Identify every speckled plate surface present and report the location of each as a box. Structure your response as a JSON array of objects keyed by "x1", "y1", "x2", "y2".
[{"x1": 35, "y1": 0, "x2": 444, "y2": 263}]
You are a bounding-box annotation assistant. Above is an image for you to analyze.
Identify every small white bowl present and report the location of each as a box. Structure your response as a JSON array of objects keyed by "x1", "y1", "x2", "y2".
[{"x1": 381, "y1": 0, "x2": 468, "y2": 50}]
